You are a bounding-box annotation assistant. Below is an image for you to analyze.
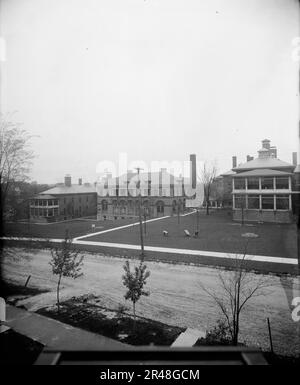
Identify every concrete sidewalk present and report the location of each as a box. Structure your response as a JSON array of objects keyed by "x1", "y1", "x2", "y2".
[{"x1": 5, "y1": 305, "x2": 128, "y2": 350}]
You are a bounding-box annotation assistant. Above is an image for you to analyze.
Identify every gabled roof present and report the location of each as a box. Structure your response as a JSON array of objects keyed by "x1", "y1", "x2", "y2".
[
  {"x1": 233, "y1": 169, "x2": 292, "y2": 177},
  {"x1": 233, "y1": 157, "x2": 294, "y2": 171},
  {"x1": 40, "y1": 184, "x2": 97, "y2": 195}
]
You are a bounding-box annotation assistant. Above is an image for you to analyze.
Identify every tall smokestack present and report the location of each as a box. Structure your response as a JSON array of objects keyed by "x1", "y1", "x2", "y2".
[
  {"x1": 64, "y1": 174, "x2": 71, "y2": 187},
  {"x1": 190, "y1": 154, "x2": 196, "y2": 189},
  {"x1": 293, "y1": 152, "x2": 297, "y2": 166},
  {"x1": 232, "y1": 156, "x2": 237, "y2": 169}
]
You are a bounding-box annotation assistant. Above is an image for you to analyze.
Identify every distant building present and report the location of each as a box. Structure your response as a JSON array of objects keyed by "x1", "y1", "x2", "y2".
[
  {"x1": 29, "y1": 175, "x2": 97, "y2": 222},
  {"x1": 231, "y1": 139, "x2": 298, "y2": 223},
  {"x1": 97, "y1": 154, "x2": 197, "y2": 220}
]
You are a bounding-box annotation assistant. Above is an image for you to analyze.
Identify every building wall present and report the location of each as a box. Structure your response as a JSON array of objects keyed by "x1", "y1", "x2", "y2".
[
  {"x1": 233, "y1": 209, "x2": 293, "y2": 223},
  {"x1": 30, "y1": 193, "x2": 97, "y2": 222},
  {"x1": 97, "y1": 196, "x2": 186, "y2": 220}
]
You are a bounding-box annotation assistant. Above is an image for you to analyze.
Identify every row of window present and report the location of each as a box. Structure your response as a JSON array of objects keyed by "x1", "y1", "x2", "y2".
[
  {"x1": 30, "y1": 199, "x2": 59, "y2": 206},
  {"x1": 63, "y1": 196, "x2": 90, "y2": 204},
  {"x1": 234, "y1": 176, "x2": 290, "y2": 190},
  {"x1": 100, "y1": 200, "x2": 168, "y2": 213},
  {"x1": 101, "y1": 188, "x2": 183, "y2": 197},
  {"x1": 30, "y1": 208, "x2": 59, "y2": 217},
  {"x1": 234, "y1": 194, "x2": 290, "y2": 210}
]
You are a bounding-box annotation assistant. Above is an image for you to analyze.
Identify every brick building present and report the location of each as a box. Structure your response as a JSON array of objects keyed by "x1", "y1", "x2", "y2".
[
  {"x1": 97, "y1": 155, "x2": 197, "y2": 220},
  {"x1": 29, "y1": 175, "x2": 97, "y2": 222}
]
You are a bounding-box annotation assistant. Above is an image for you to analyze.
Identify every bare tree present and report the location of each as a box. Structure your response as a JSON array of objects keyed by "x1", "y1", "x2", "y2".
[
  {"x1": 200, "y1": 242, "x2": 271, "y2": 345},
  {"x1": 198, "y1": 161, "x2": 217, "y2": 215},
  {"x1": 0, "y1": 114, "x2": 34, "y2": 228},
  {"x1": 50, "y1": 231, "x2": 84, "y2": 312}
]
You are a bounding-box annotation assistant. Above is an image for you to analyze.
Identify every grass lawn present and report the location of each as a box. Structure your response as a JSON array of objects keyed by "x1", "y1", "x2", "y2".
[
  {"x1": 82, "y1": 211, "x2": 298, "y2": 259},
  {"x1": 3, "y1": 217, "x2": 138, "y2": 239},
  {"x1": 37, "y1": 295, "x2": 184, "y2": 346}
]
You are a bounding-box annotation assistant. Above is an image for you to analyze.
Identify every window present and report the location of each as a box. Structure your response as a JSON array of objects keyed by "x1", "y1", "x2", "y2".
[
  {"x1": 275, "y1": 177, "x2": 289, "y2": 190},
  {"x1": 262, "y1": 195, "x2": 274, "y2": 210},
  {"x1": 234, "y1": 178, "x2": 246, "y2": 190},
  {"x1": 101, "y1": 200, "x2": 108, "y2": 212},
  {"x1": 247, "y1": 177, "x2": 259, "y2": 190},
  {"x1": 276, "y1": 195, "x2": 289, "y2": 210},
  {"x1": 261, "y1": 177, "x2": 274, "y2": 190},
  {"x1": 248, "y1": 195, "x2": 260, "y2": 209},
  {"x1": 157, "y1": 201, "x2": 164, "y2": 214},
  {"x1": 151, "y1": 188, "x2": 160, "y2": 196},
  {"x1": 234, "y1": 195, "x2": 246, "y2": 209}
]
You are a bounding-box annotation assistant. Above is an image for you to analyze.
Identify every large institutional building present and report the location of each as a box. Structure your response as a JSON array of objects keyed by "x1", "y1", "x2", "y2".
[
  {"x1": 213, "y1": 139, "x2": 299, "y2": 223},
  {"x1": 29, "y1": 176, "x2": 97, "y2": 222},
  {"x1": 30, "y1": 155, "x2": 197, "y2": 222},
  {"x1": 96, "y1": 154, "x2": 197, "y2": 220}
]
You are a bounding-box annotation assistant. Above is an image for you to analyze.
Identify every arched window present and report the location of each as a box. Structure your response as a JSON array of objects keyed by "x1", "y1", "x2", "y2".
[
  {"x1": 172, "y1": 200, "x2": 177, "y2": 213},
  {"x1": 120, "y1": 200, "x2": 127, "y2": 214},
  {"x1": 101, "y1": 200, "x2": 108, "y2": 212},
  {"x1": 156, "y1": 200, "x2": 165, "y2": 215}
]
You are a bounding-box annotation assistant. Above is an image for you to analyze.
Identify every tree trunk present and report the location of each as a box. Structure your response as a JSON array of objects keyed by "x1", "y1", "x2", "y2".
[
  {"x1": 57, "y1": 274, "x2": 62, "y2": 312},
  {"x1": 206, "y1": 200, "x2": 209, "y2": 215},
  {"x1": 133, "y1": 301, "x2": 136, "y2": 333}
]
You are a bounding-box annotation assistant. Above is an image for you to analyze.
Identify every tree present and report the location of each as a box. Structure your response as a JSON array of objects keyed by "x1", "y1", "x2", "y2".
[
  {"x1": 50, "y1": 232, "x2": 84, "y2": 312},
  {"x1": 198, "y1": 161, "x2": 217, "y2": 215},
  {"x1": 122, "y1": 260, "x2": 150, "y2": 330},
  {"x1": 0, "y1": 114, "x2": 34, "y2": 227},
  {"x1": 200, "y1": 242, "x2": 271, "y2": 345}
]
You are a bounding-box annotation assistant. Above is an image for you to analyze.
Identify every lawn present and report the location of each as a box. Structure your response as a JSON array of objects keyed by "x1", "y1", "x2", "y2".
[
  {"x1": 3, "y1": 217, "x2": 138, "y2": 239},
  {"x1": 82, "y1": 211, "x2": 298, "y2": 259}
]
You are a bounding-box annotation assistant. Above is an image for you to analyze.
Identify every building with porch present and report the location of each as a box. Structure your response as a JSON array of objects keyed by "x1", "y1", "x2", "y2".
[
  {"x1": 29, "y1": 175, "x2": 97, "y2": 222},
  {"x1": 232, "y1": 139, "x2": 298, "y2": 223}
]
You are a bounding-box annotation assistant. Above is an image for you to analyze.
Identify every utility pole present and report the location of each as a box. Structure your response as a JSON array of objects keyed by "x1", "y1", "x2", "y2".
[
  {"x1": 143, "y1": 208, "x2": 147, "y2": 235},
  {"x1": 195, "y1": 207, "x2": 200, "y2": 236},
  {"x1": 135, "y1": 167, "x2": 144, "y2": 260}
]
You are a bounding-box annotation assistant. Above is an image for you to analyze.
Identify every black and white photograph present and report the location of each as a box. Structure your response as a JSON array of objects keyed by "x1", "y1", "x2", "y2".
[{"x1": 0, "y1": 0, "x2": 299, "y2": 368}]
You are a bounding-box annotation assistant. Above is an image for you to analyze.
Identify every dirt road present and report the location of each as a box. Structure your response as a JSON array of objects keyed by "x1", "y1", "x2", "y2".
[{"x1": 2, "y1": 248, "x2": 300, "y2": 356}]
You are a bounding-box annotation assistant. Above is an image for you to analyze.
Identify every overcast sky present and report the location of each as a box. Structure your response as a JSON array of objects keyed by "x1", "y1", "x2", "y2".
[{"x1": 0, "y1": 0, "x2": 299, "y2": 184}]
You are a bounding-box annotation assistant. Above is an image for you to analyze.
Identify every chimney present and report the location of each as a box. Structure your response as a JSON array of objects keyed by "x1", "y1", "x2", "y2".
[
  {"x1": 232, "y1": 156, "x2": 237, "y2": 169},
  {"x1": 293, "y1": 152, "x2": 297, "y2": 166},
  {"x1": 78, "y1": 178, "x2": 82, "y2": 185},
  {"x1": 64, "y1": 174, "x2": 72, "y2": 187},
  {"x1": 190, "y1": 154, "x2": 197, "y2": 189}
]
